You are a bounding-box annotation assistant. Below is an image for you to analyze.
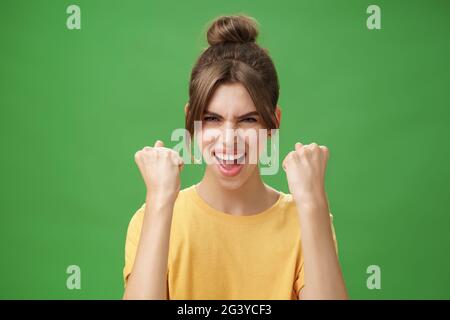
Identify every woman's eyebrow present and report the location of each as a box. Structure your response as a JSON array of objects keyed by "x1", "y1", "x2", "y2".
[
  {"x1": 203, "y1": 111, "x2": 223, "y2": 119},
  {"x1": 203, "y1": 111, "x2": 259, "y2": 119},
  {"x1": 238, "y1": 111, "x2": 259, "y2": 118}
]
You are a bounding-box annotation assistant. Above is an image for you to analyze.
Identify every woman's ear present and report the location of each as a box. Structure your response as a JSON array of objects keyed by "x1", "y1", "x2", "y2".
[
  {"x1": 184, "y1": 103, "x2": 189, "y2": 116},
  {"x1": 275, "y1": 105, "x2": 282, "y2": 128},
  {"x1": 268, "y1": 106, "x2": 281, "y2": 138}
]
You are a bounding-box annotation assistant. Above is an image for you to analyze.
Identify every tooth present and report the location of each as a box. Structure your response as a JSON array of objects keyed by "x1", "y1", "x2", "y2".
[{"x1": 215, "y1": 153, "x2": 245, "y2": 162}]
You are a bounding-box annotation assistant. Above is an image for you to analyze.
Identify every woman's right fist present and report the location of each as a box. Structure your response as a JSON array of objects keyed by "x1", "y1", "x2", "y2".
[{"x1": 134, "y1": 140, "x2": 184, "y2": 202}]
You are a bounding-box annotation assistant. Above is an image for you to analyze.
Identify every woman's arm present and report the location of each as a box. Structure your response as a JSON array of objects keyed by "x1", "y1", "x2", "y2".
[
  {"x1": 296, "y1": 194, "x2": 348, "y2": 300},
  {"x1": 123, "y1": 193, "x2": 174, "y2": 300},
  {"x1": 283, "y1": 142, "x2": 348, "y2": 300},
  {"x1": 123, "y1": 140, "x2": 183, "y2": 300}
]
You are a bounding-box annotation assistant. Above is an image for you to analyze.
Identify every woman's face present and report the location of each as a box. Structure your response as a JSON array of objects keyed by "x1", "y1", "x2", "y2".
[{"x1": 195, "y1": 82, "x2": 268, "y2": 190}]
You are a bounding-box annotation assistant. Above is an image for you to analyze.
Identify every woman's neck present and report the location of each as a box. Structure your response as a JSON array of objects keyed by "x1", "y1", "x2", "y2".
[{"x1": 196, "y1": 168, "x2": 279, "y2": 216}]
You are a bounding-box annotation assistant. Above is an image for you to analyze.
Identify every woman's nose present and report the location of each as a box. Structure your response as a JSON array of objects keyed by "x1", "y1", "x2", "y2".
[
  {"x1": 220, "y1": 121, "x2": 247, "y2": 152},
  {"x1": 223, "y1": 128, "x2": 234, "y2": 146},
  {"x1": 221, "y1": 121, "x2": 237, "y2": 145}
]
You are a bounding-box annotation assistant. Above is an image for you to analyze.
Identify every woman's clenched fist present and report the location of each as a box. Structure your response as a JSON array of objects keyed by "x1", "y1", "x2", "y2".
[
  {"x1": 282, "y1": 142, "x2": 329, "y2": 204},
  {"x1": 134, "y1": 140, "x2": 184, "y2": 203}
]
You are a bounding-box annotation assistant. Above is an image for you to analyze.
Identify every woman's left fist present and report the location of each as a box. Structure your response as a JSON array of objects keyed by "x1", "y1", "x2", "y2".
[{"x1": 282, "y1": 142, "x2": 329, "y2": 203}]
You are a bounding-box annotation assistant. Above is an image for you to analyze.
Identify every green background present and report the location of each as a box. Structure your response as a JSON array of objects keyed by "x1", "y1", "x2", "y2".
[{"x1": 1, "y1": 0, "x2": 449, "y2": 299}]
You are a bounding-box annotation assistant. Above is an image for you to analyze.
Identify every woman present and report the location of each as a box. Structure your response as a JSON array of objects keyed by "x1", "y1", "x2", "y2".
[{"x1": 123, "y1": 14, "x2": 347, "y2": 300}]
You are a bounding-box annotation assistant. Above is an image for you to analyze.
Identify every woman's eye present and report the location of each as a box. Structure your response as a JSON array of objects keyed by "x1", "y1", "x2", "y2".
[
  {"x1": 241, "y1": 117, "x2": 257, "y2": 123},
  {"x1": 204, "y1": 116, "x2": 220, "y2": 122}
]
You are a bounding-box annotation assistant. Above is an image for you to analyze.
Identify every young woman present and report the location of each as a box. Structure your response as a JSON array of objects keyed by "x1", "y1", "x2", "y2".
[{"x1": 123, "y1": 15, "x2": 347, "y2": 300}]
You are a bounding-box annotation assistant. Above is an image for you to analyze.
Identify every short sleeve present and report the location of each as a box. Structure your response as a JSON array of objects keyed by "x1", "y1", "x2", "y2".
[
  {"x1": 123, "y1": 204, "x2": 145, "y2": 287},
  {"x1": 294, "y1": 213, "x2": 339, "y2": 298},
  {"x1": 294, "y1": 252, "x2": 305, "y2": 296}
]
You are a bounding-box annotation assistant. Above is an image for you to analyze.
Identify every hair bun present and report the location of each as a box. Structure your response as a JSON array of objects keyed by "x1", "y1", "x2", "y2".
[{"x1": 207, "y1": 15, "x2": 259, "y2": 46}]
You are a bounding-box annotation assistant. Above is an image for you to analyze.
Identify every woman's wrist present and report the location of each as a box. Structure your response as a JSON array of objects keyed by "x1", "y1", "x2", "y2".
[
  {"x1": 146, "y1": 191, "x2": 177, "y2": 211},
  {"x1": 294, "y1": 190, "x2": 329, "y2": 216},
  {"x1": 294, "y1": 188, "x2": 326, "y2": 205}
]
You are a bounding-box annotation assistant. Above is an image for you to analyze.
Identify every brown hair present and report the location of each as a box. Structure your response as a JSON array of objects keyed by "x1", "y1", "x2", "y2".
[{"x1": 185, "y1": 14, "x2": 280, "y2": 136}]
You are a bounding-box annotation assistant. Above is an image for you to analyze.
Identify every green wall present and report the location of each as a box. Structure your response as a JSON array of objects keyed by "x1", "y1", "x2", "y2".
[{"x1": 1, "y1": 0, "x2": 449, "y2": 299}]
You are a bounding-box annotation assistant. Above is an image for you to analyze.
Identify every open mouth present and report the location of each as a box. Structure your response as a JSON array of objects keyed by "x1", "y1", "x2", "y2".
[{"x1": 213, "y1": 151, "x2": 246, "y2": 177}]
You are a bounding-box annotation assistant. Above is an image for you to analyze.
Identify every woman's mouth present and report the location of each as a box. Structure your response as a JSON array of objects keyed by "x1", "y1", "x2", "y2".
[{"x1": 213, "y1": 151, "x2": 245, "y2": 177}]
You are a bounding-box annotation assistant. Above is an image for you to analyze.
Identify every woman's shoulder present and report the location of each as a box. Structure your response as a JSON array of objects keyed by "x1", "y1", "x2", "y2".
[
  {"x1": 278, "y1": 192, "x2": 300, "y2": 216},
  {"x1": 264, "y1": 185, "x2": 296, "y2": 210}
]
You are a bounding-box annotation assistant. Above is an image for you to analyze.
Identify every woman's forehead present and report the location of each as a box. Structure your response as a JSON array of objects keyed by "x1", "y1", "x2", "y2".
[{"x1": 206, "y1": 83, "x2": 256, "y2": 115}]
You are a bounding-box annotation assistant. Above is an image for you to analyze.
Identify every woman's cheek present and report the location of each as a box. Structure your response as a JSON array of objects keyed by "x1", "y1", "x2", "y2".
[
  {"x1": 201, "y1": 127, "x2": 221, "y2": 148},
  {"x1": 257, "y1": 132, "x2": 268, "y2": 157},
  {"x1": 195, "y1": 128, "x2": 219, "y2": 164},
  {"x1": 241, "y1": 128, "x2": 262, "y2": 165}
]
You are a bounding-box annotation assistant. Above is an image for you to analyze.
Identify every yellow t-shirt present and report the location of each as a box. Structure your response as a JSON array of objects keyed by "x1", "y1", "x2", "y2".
[{"x1": 123, "y1": 185, "x2": 337, "y2": 300}]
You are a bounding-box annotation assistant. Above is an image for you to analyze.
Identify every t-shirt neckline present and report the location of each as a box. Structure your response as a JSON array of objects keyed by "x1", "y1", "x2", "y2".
[{"x1": 188, "y1": 184, "x2": 286, "y2": 224}]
